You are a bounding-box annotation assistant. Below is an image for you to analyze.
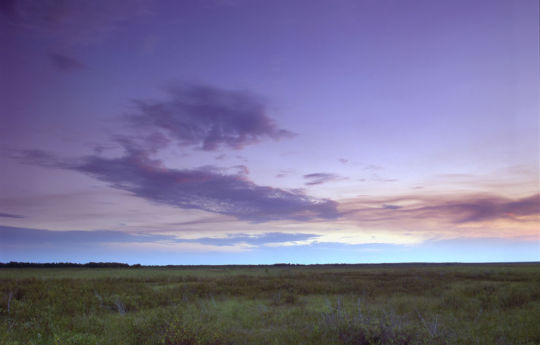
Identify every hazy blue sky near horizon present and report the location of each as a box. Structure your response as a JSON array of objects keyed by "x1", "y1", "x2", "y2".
[{"x1": 1, "y1": 0, "x2": 539, "y2": 264}]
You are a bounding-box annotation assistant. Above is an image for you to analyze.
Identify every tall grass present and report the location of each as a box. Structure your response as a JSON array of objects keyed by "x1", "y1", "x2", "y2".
[{"x1": 1, "y1": 263, "x2": 539, "y2": 344}]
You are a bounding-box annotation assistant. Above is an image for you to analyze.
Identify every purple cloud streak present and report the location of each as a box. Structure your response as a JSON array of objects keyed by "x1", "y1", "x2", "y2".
[
  {"x1": 343, "y1": 194, "x2": 540, "y2": 225},
  {"x1": 0, "y1": 226, "x2": 317, "y2": 247},
  {"x1": 17, "y1": 149, "x2": 339, "y2": 222}
]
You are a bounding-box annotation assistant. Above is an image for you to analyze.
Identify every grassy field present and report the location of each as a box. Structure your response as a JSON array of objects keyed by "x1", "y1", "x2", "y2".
[{"x1": 1, "y1": 263, "x2": 539, "y2": 345}]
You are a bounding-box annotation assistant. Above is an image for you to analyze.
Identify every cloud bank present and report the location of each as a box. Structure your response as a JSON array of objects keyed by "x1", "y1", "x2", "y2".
[{"x1": 10, "y1": 80, "x2": 336, "y2": 223}]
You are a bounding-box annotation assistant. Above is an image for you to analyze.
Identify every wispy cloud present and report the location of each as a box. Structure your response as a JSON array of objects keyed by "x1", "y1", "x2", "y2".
[
  {"x1": 104, "y1": 241, "x2": 255, "y2": 253},
  {"x1": 359, "y1": 165, "x2": 397, "y2": 183},
  {"x1": 49, "y1": 53, "x2": 85, "y2": 71},
  {"x1": 342, "y1": 193, "x2": 540, "y2": 228},
  {"x1": 276, "y1": 169, "x2": 293, "y2": 179},
  {"x1": 0, "y1": 225, "x2": 171, "y2": 245},
  {"x1": 0, "y1": 226, "x2": 318, "y2": 253},
  {"x1": 181, "y1": 232, "x2": 320, "y2": 246},
  {"x1": 0, "y1": 212, "x2": 24, "y2": 219},
  {"x1": 13, "y1": 149, "x2": 64, "y2": 168},
  {"x1": 304, "y1": 173, "x2": 341, "y2": 186},
  {"x1": 128, "y1": 82, "x2": 295, "y2": 151},
  {"x1": 0, "y1": 226, "x2": 256, "y2": 254}
]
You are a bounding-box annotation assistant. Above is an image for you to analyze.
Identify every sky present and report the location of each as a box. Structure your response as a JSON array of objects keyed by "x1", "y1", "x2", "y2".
[{"x1": 0, "y1": 0, "x2": 539, "y2": 264}]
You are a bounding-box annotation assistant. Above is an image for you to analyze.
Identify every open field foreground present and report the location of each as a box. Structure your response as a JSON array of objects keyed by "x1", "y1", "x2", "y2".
[{"x1": 1, "y1": 263, "x2": 539, "y2": 345}]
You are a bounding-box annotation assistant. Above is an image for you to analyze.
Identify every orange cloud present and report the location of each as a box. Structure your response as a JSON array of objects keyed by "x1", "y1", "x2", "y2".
[{"x1": 339, "y1": 193, "x2": 540, "y2": 239}]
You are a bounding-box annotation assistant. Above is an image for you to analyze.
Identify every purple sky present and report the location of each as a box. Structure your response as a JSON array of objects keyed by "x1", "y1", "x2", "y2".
[{"x1": 1, "y1": 0, "x2": 538, "y2": 264}]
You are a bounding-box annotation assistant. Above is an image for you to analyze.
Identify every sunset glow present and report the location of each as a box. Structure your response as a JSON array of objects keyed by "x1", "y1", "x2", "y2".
[{"x1": 1, "y1": 0, "x2": 538, "y2": 264}]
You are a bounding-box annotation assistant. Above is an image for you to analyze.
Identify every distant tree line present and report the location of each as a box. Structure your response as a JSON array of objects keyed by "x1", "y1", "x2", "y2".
[
  {"x1": 0, "y1": 261, "x2": 131, "y2": 268},
  {"x1": 0, "y1": 262, "x2": 319, "y2": 268},
  {"x1": 0, "y1": 261, "x2": 530, "y2": 269}
]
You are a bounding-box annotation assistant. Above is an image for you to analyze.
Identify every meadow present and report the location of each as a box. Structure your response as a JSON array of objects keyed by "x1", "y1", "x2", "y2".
[{"x1": 1, "y1": 263, "x2": 539, "y2": 345}]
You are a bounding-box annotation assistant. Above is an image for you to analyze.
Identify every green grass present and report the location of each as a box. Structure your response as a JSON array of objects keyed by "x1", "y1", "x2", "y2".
[{"x1": 1, "y1": 263, "x2": 539, "y2": 344}]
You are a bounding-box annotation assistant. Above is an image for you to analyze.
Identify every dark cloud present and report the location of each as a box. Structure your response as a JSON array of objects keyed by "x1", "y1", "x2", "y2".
[
  {"x1": 0, "y1": 0, "x2": 17, "y2": 21},
  {"x1": 11, "y1": 79, "x2": 331, "y2": 222},
  {"x1": 18, "y1": 149, "x2": 339, "y2": 222},
  {"x1": 49, "y1": 53, "x2": 85, "y2": 71},
  {"x1": 382, "y1": 204, "x2": 401, "y2": 210},
  {"x1": 0, "y1": 212, "x2": 24, "y2": 218},
  {"x1": 128, "y1": 82, "x2": 295, "y2": 151},
  {"x1": 304, "y1": 173, "x2": 340, "y2": 186}
]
